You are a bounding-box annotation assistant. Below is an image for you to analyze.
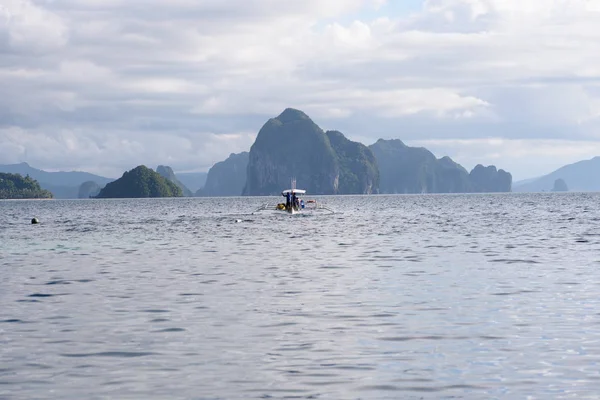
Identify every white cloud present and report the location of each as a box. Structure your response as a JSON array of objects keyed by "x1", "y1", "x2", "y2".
[
  {"x1": 1, "y1": 0, "x2": 68, "y2": 51},
  {"x1": 1, "y1": 0, "x2": 600, "y2": 179}
]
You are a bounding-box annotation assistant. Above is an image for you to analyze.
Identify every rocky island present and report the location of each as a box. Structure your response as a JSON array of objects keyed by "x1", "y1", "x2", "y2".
[
  {"x1": 552, "y1": 178, "x2": 569, "y2": 192},
  {"x1": 0, "y1": 173, "x2": 53, "y2": 199},
  {"x1": 95, "y1": 165, "x2": 183, "y2": 198},
  {"x1": 369, "y1": 139, "x2": 512, "y2": 193},
  {"x1": 78, "y1": 181, "x2": 102, "y2": 198},
  {"x1": 243, "y1": 108, "x2": 379, "y2": 195},
  {"x1": 469, "y1": 165, "x2": 512, "y2": 193}
]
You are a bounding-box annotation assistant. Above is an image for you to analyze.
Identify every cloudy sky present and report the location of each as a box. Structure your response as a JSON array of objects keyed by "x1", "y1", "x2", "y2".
[{"x1": 1, "y1": 0, "x2": 599, "y2": 180}]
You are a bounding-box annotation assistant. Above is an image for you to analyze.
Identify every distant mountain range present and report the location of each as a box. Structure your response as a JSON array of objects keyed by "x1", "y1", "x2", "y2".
[
  {"x1": 513, "y1": 157, "x2": 600, "y2": 192},
  {"x1": 175, "y1": 172, "x2": 208, "y2": 193},
  {"x1": 1, "y1": 108, "x2": 520, "y2": 198},
  {"x1": 0, "y1": 162, "x2": 114, "y2": 199},
  {"x1": 0, "y1": 162, "x2": 208, "y2": 199},
  {"x1": 0, "y1": 162, "x2": 113, "y2": 187}
]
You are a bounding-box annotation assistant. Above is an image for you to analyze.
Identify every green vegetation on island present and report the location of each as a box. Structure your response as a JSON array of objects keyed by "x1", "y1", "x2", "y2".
[
  {"x1": 95, "y1": 165, "x2": 183, "y2": 198},
  {"x1": 156, "y1": 165, "x2": 193, "y2": 196},
  {"x1": 0, "y1": 173, "x2": 53, "y2": 199}
]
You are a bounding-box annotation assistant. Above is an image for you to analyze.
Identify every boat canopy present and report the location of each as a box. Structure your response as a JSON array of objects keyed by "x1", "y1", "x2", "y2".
[{"x1": 282, "y1": 189, "x2": 306, "y2": 194}]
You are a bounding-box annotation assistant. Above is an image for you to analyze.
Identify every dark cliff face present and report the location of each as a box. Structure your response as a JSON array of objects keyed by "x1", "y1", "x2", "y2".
[
  {"x1": 370, "y1": 139, "x2": 432, "y2": 194},
  {"x1": 197, "y1": 152, "x2": 249, "y2": 197},
  {"x1": 436, "y1": 156, "x2": 472, "y2": 193},
  {"x1": 469, "y1": 165, "x2": 512, "y2": 193},
  {"x1": 326, "y1": 130, "x2": 379, "y2": 194},
  {"x1": 243, "y1": 109, "x2": 340, "y2": 195},
  {"x1": 156, "y1": 165, "x2": 193, "y2": 196}
]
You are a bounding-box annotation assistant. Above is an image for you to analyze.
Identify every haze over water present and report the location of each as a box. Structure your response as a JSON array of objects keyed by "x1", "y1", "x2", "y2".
[{"x1": 1, "y1": 194, "x2": 600, "y2": 399}]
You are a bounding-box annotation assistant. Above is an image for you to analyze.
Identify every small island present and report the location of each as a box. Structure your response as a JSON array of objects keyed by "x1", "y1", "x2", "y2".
[
  {"x1": 78, "y1": 181, "x2": 102, "y2": 198},
  {"x1": 95, "y1": 165, "x2": 183, "y2": 198},
  {"x1": 552, "y1": 178, "x2": 569, "y2": 192},
  {"x1": 0, "y1": 173, "x2": 53, "y2": 199}
]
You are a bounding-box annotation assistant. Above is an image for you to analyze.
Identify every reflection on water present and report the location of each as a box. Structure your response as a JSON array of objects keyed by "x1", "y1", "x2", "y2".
[{"x1": 1, "y1": 194, "x2": 600, "y2": 399}]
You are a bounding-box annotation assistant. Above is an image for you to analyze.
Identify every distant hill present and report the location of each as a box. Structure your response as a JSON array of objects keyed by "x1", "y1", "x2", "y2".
[
  {"x1": 175, "y1": 172, "x2": 208, "y2": 193},
  {"x1": 78, "y1": 181, "x2": 101, "y2": 199},
  {"x1": 156, "y1": 165, "x2": 193, "y2": 196},
  {"x1": 552, "y1": 178, "x2": 569, "y2": 192},
  {"x1": 513, "y1": 157, "x2": 600, "y2": 192},
  {"x1": 96, "y1": 165, "x2": 183, "y2": 198},
  {"x1": 0, "y1": 173, "x2": 53, "y2": 199},
  {"x1": 0, "y1": 163, "x2": 113, "y2": 199},
  {"x1": 243, "y1": 108, "x2": 378, "y2": 195},
  {"x1": 197, "y1": 152, "x2": 249, "y2": 197}
]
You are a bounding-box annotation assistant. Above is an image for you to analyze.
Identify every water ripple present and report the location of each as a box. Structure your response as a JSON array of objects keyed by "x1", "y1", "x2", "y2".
[
  {"x1": 61, "y1": 352, "x2": 158, "y2": 358},
  {"x1": 1, "y1": 194, "x2": 599, "y2": 399}
]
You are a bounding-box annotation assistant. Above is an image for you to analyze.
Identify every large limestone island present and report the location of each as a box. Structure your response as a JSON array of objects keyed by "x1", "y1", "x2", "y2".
[
  {"x1": 243, "y1": 108, "x2": 379, "y2": 195},
  {"x1": 0, "y1": 173, "x2": 53, "y2": 199},
  {"x1": 95, "y1": 165, "x2": 183, "y2": 198},
  {"x1": 369, "y1": 139, "x2": 512, "y2": 193},
  {"x1": 239, "y1": 108, "x2": 510, "y2": 195}
]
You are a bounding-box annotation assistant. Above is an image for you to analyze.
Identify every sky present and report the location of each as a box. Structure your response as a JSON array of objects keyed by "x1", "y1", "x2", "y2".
[{"x1": 1, "y1": 0, "x2": 600, "y2": 180}]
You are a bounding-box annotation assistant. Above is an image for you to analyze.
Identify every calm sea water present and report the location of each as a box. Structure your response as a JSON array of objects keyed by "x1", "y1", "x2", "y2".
[{"x1": 1, "y1": 194, "x2": 600, "y2": 399}]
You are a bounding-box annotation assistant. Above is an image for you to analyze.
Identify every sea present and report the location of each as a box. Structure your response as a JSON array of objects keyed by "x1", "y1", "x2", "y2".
[{"x1": 1, "y1": 193, "x2": 599, "y2": 399}]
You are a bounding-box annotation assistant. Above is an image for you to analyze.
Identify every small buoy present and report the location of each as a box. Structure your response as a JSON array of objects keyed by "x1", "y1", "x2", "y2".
[{"x1": 31, "y1": 218, "x2": 39, "y2": 224}]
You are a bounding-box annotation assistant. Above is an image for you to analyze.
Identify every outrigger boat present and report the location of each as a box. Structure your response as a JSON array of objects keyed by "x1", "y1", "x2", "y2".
[
  {"x1": 278, "y1": 178, "x2": 305, "y2": 214},
  {"x1": 252, "y1": 178, "x2": 334, "y2": 215},
  {"x1": 278, "y1": 188, "x2": 306, "y2": 214}
]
